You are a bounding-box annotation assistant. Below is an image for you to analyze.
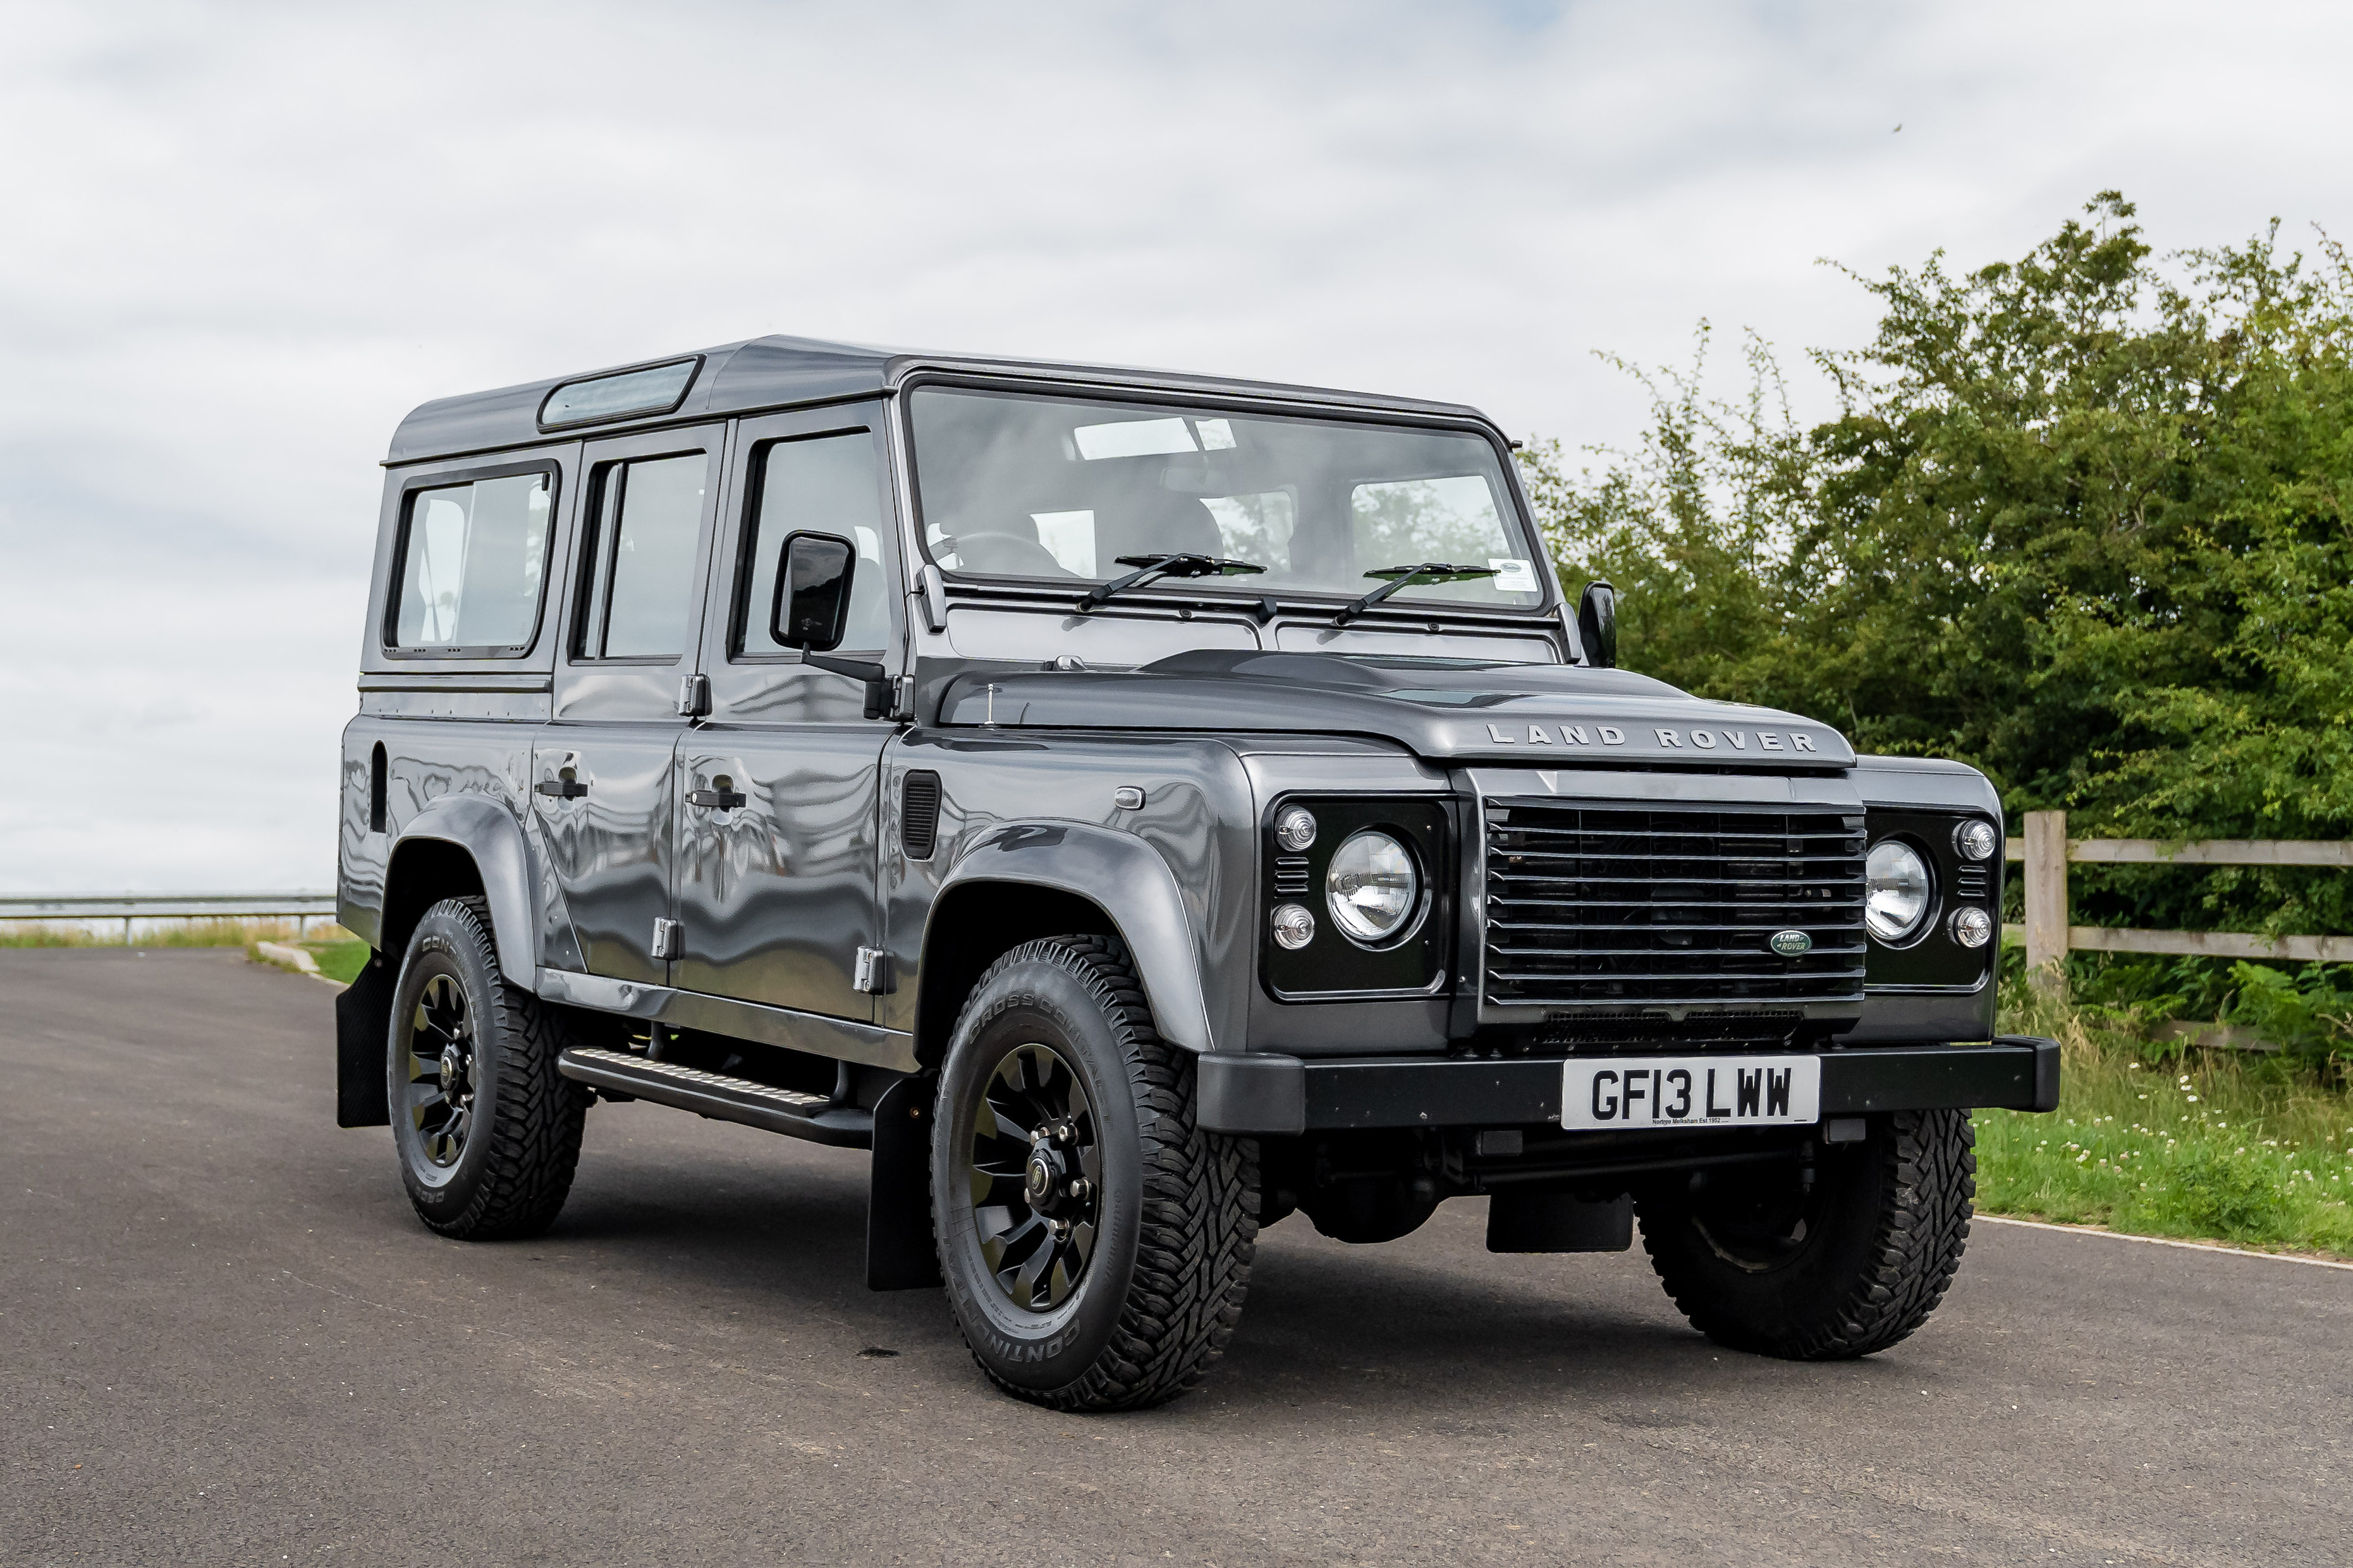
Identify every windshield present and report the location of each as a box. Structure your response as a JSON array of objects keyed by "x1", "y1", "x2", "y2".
[{"x1": 907, "y1": 387, "x2": 1549, "y2": 612}]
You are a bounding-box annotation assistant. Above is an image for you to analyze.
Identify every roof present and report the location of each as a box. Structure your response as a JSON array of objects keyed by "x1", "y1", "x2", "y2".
[{"x1": 384, "y1": 334, "x2": 1496, "y2": 466}]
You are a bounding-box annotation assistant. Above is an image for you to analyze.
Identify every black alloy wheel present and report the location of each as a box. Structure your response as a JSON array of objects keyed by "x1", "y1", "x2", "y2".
[
  {"x1": 931, "y1": 934, "x2": 1258, "y2": 1411},
  {"x1": 968, "y1": 1043, "x2": 1102, "y2": 1311},
  {"x1": 387, "y1": 896, "x2": 587, "y2": 1240},
  {"x1": 401, "y1": 973, "x2": 479, "y2": 1177}
]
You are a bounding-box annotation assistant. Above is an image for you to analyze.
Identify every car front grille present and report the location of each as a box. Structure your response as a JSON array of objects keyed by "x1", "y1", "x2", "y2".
[{"x1": 1483, "y1": 800, "x2": 1867, "y2": 1018}]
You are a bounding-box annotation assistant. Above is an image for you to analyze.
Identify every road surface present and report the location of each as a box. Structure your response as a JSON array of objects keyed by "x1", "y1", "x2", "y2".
[{"x1": 4, "y1": 948, "x2": 2348, "y2": 1565}]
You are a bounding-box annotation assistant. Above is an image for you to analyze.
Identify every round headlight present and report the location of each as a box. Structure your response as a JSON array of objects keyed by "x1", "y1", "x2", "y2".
[
  {"x1": 1948, "y1": 906, "x2": 1993, "y2": 949},
  {"x1": 1953, "y1": 819, "x2": 1998, "y2": 862},
  {"x1": 1864, "y1": 840, "x2": 1933, "y2": 944},
  {"x1": 1274, "y1": 806, "x2": 1318, "y2": 853},
  {"x1": 1271, "y1": 903, "x2": 1316, "y2": 950},
  {"x1": 1326, "y1": 830, "x2": 1420, "y2": 945}
]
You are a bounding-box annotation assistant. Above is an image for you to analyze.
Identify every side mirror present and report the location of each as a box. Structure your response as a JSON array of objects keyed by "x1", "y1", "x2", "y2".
[
  {"x1": 771, "y1": 532, "x2": 856, "y2": 652},
  {"x1": 1577, "y1": 581, "x2": 1617, "y2": 669}
]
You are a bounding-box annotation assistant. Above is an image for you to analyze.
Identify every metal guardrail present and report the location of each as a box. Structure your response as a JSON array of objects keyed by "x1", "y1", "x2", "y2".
[
  {"x1": 0, "y1": 892, "x2": 339, "y2": 942},
  {"x1": 2000, "y1": 813, "x2": 2353, "y2": 973}
]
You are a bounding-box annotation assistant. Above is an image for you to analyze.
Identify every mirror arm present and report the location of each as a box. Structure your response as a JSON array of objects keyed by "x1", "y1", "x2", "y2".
[
  {"x1": 800, "y1": 652, "x2": 894, "y2": 720},
  {"x1": 800, "y1": 652, "x2": 887, "y2": 683}
]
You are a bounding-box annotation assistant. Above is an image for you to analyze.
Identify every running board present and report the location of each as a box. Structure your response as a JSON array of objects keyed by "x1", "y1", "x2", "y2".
[{"x1": 557, "y1": 1047, "x2": 874, "y2": 1150}]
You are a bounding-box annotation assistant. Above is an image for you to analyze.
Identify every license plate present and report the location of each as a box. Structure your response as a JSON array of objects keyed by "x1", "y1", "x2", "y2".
[{"x1": 1561, "y1": 1055, "x2": 1821, "y2": 1129}]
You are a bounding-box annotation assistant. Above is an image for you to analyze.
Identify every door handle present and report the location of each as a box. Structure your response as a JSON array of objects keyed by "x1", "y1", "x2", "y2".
[
  {"x1": 535, "y1": 778, "x2": 589, "y2": 799},
  {"x1": 686, "y1": 788, "x2": 746, "y2": 810}
]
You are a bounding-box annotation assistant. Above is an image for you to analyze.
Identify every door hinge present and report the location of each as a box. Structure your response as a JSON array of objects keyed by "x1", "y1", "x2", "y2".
[
  {"x1": 853, "y1": 947, "x2": 894, "y2": 994},
  {"x1": 676, "y1": 673, "x2": 711, "y2": 717},
  {"x1": 650, "y1": 918, "x2": 683, "y2": 961}
]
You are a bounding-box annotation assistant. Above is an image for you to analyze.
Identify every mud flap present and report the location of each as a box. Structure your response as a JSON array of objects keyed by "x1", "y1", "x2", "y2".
[
  {"x1": 334, "y1": 951, "x2": 394, "y2": 1128},
  {"x1": 867, "y1": 1071, "x2": 943, "y2": 1289},
  {"x1": 1486, "y1": 1190, "x2": 1634, "y2": 1253}
]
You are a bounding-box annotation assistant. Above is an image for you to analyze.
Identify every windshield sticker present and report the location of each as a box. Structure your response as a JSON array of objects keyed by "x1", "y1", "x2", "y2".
[
  {"x1": 1488, "y1": 558, "x2": 1538, "y2": 592},
  {"x1": 1195, "y1": 418, "x2": 1237, "y2": 450},
  {"x1": 1073, "y1": 418, "x2": 1197, "y2": 460}
]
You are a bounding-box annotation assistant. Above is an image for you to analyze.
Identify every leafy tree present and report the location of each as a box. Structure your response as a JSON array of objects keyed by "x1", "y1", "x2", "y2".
[{"x1": 1522, "y1": 193, "x2": 2353, "y2": 966}]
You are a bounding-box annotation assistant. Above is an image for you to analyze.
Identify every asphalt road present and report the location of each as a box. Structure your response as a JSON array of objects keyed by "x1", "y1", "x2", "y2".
[{"x1": 5, "y1": 948, "x2": 2350, "y2": 1567}]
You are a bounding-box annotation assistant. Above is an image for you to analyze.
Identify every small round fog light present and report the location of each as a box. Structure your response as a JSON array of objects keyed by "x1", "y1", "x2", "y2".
[
  {"x1": 1274, "y1": 806, "x2": 1318, "y2": 853},
  {"x1": 1953, "y1": 819, "x2": 1998, "y2": 862},
  {"x1": 1948, "y1": 906, "x2": 1993, "y2": 949},
  {"x1": 1271, "y1": 903, "x2": 1316, "y2": 949}
]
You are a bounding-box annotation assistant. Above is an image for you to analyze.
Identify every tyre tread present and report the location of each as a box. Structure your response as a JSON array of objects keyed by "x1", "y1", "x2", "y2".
[
  {"x1": 405, "y1": 896, "x2": 585, "y2": 1242},
  {"x1": 1640, "y1": 1109, "x2": 1976, "y2": 1359},
  {"x1": 936, "y1": 933, "x2": 1258, "y2": 1411}
]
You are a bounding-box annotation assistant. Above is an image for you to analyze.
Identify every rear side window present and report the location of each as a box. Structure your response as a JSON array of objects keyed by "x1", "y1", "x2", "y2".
[
  {"x1": 575, "y1": 453, "x2": 707, "y2": 660},
  {"x1": 736, "y1": 432, "x2": 889, "y2": 656},
  {"x1": 391, "y1": 471, "x2": 553, "y2": 653}
]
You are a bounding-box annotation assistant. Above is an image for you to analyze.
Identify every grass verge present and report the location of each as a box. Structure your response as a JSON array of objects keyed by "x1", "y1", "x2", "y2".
[
  {"x1": 301, "y1": 939, "x2": 370, "y2": 985},
  {"x1": 3, "y1": 918, "x2": 312, "y2": 949},
  {"x1": 1977, "y1": 977, "x2": 2353, "y2": 1258}
]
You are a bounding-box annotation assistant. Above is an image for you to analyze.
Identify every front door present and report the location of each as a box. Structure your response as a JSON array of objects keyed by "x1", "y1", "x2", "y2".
[
  {"x1": 534, "y1": 427, "x2": 724, "y2": 986},
  {"x1": 671, "y1": 407, "x2": 900, "y2": 1019}
]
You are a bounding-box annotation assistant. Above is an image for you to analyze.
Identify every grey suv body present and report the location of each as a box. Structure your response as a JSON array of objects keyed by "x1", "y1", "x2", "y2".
[{"x1": 335, "y1": 336, "x2": 2055, "y2": 1407}]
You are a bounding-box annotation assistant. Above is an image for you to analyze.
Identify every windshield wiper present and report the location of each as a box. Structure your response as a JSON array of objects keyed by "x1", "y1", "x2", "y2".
[
  {"x1": 1333, "y1": 562, "x2": 1499, "y2": 625},
  {"x1": 1076, "y1": 552, "x2": 1264, "y2": 612}
]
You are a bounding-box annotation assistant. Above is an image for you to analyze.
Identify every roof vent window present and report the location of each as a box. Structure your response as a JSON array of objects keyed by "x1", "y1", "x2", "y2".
[{"x1": 539, "y1": 359, "x2": 699, "y2": 429}]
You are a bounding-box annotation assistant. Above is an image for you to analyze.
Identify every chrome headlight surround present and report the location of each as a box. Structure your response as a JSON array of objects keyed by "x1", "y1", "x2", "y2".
[
  {"x1": 1325, "y1": 829, "x2": 1423, "y2": 948},
  {"x1": 1864, "y1": 838, "x2": 1934, "y2": 945}
]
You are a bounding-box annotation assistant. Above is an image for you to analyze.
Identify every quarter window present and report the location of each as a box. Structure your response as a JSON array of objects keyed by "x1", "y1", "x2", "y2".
[
  {"x1": 575, "y1": 453, "x2": 707, "y2": 660},
  {"x1": 390, "y1": 471, "x2": 552, "y2": 653},
  {"x1": 736, "y1": 432, "x2": 889, "y2": 655}
]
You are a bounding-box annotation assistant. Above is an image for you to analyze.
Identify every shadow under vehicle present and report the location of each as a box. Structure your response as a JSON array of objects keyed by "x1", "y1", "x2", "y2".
[{"x1": 333, "y1": 336, "x2": 2057, "y2": 1409}]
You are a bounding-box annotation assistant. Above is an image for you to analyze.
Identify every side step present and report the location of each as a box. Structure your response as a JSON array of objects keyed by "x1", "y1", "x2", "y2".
[{"x1": 557, "y1": 1046, "x2": 874, "y2": 1150}]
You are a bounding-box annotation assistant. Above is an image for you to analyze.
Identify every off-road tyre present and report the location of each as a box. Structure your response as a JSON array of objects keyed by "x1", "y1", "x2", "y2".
[
  {"x1": 388, "y1": 896, "x2": 587, "y2": 1241},
  {"x1": 931, "y1": 934, "x2": 1258, "y2": 1411},
  {"x1": 1635, "y1": 1109, "x2": 1975, "y2": 1359}
]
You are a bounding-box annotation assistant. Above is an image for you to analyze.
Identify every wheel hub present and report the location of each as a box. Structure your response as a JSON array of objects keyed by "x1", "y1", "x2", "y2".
[
  {"x1": 1023, "y1": 1131, "x2": 1089, "y2": 1220},
  {"x1": 967, "y1": 1044, "x2": 1101, "y2": 1311}
]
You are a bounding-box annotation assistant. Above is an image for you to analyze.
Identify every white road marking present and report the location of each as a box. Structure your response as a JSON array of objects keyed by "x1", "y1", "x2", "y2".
[{"x1": 1974, "y1": 1213, "x2": 2353, "y2": 1272}]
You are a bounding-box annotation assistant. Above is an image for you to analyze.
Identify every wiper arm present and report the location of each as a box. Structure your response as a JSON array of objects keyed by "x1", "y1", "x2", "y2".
[
  {"x1": 1075, "y1": 552, "x2": 1264, "y2": 612},
  {"x1": 1333, "y1": 562, "x2": 1499, "y2": 625}
]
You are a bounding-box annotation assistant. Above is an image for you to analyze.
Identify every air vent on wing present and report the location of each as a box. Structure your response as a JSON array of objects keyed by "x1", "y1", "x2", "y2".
[{"x1": 901, "y1": 770, "x2": 942, "y2": 861}]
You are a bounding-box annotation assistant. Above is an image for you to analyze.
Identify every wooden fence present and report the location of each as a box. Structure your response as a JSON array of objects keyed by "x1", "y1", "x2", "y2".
[{"x1": 2005, "y1": 811, "x2": 2353, "y2": 982}]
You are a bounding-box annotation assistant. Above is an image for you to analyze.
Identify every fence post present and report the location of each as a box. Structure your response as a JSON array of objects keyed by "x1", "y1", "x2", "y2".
[{"x1": 2024, "y1": 810, "x2": 2069, "y2": 988}]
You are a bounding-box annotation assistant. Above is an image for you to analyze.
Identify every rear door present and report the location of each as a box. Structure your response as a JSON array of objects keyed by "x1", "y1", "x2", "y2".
[
  {"x1": 533, "y1": 426, "x2": 725, "y2": 985},
  {"x1": 671, "y1": 405, "x2": 900, "y2": 1019}
]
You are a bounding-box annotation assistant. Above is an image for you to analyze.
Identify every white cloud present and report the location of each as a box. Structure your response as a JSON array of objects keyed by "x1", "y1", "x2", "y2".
[{"x1": 3, "y1": 0, "x2": 2349, "y2": 888}]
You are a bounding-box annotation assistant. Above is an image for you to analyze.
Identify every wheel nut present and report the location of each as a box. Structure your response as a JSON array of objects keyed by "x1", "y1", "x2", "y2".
[{"x1": 1068, "y1": 1177, "x2": 1092, "y2": 1203}]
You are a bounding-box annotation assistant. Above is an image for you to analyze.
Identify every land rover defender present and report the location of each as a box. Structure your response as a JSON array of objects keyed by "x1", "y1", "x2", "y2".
[{"x1": 334, "y1": 336, "x2": 2057, "y2": 1409}]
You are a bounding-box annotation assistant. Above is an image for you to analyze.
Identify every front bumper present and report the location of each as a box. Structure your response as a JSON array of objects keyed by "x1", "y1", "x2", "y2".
[{"x1": 1197, "y1": 1035, "x2": 2060, "y2": 1136}]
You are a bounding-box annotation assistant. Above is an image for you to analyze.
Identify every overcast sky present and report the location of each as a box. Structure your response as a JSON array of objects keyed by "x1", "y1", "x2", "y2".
[{"x1": 3, "y1": 0, "x2": 2348, "y2": 892}]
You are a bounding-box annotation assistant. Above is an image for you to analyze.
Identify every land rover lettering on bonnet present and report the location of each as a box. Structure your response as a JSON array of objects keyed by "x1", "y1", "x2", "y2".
[{"x1": 333, "y1": 336, "x2": 2058, "y2": 1410}]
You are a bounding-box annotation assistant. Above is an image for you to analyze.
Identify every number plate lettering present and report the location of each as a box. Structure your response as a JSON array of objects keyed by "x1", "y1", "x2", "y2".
[{"x1": 1560, "y1": 1054, "x2": 1821, "y2": 1129}]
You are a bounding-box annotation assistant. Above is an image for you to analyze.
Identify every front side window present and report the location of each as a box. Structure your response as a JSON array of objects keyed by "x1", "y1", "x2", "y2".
[
  {"x1": 391, "y1": 471, "x2": 553, "y2": 653},
  {"x1": 736, "y1": 432, "x2": 890, "y2": 656},
  {"x1": 907, "y1": 389, "x2": 1546, "y2": 611},
  {"x1": 575, "y1": 453, "x2": 707, "y2": 660}
]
